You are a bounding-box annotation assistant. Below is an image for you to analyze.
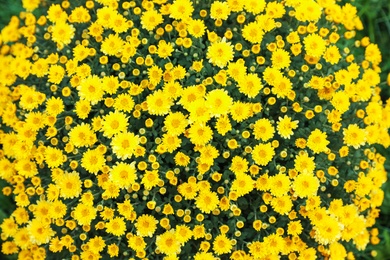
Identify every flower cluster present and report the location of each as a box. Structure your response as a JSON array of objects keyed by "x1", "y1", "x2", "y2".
[{"x1": 0, "y1": 0, "x2": 389, "y2": 259}]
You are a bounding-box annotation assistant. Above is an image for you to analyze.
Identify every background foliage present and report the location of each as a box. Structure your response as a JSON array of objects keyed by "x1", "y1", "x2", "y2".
[{"x1": 0, "y1": 0, "x2": 389, "y2": 259}]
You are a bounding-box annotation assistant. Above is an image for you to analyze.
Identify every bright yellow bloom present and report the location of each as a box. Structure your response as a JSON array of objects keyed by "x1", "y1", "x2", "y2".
[
  {"x1": 206, "y1": 89, "x2": 233, "y2": 116},
  {"x1": 141, "y1": 9, "x2": 163, "y2": 31},
  {"x1": 109, "y1": 162, "x2": 137, "y2": 189},
  {"x1": 307, "y1": 129, "x2": 330, "y2": 154},
  {"x1": 135, "y1": 214, "x2": 158, "y2": 237},
  {"x1": 142, "y1": 170, "x2": 161, "y2": 190},
  {"x1": 242, "y1": 21, "x2": 264, "y2": 44},
  {"x1": 77, "y1": 75, "x2": 104, "y2": 105},
  {"x1": 213, "y1": 234, "x2": 233, "y2": 255},
  {"x1": 210, "y1": 1, "x2": 231, "y2": 20},
  {"x1": 27, "y1": 218, "x2": 55, "y2": 245},
  {"x1": 146, "y1": 90, "x2": 173, "y2": 116},
  {"x1": 44, "y1": 146, "x2": 64, "y2": 169},
  {"x1": 253, "y1": 118, "x2": 275, "y2": 141},
  {"x1": 58, "y1": 172, "x2": 82, "y2": 199},
  {"x1": 106, "y1": 217, "x2": 126, "y2": 237},
  {"x1": 195, "y1": 189, "x2": 219, "y2": 213},
  {"x1": 51, "y1": 22, "x2": 75, "y2": 47},
  {"x1": 292, "y1": 172, "x2": 320, "y2": 198},
  {"x1": 343, "y1": 124, "x2": 366, "y2": 149},
  {"x1": 156, "y1": 229, "x2": 181, "y2": 256},
  {"x1": 170, "y1": 0, "x2": 194, "y2": 20},
  {"x1": 73, "y1": 203, "x2": 97, "y2": 226},
  {"x1": 277, "y1": 115, "x2": 299, "y2": 139},
  {"x1": 304, "y1": 33, "x2": 327, "y2": 58},
  {"x1": 251, "y1": 143, "x2": 275, "y2": 166},
  {"x1": 81, "y1": 148, "x2": 106, "y2": 174},
  {"x1": 187, "y1": 19, "x2": 206, "y2": 38},
  {"x1": 231, "y1": 173, "x2": 254, "y2": 197},
  {"x1": 207, "y1": 40, "x2": 234, "y2": 68}
]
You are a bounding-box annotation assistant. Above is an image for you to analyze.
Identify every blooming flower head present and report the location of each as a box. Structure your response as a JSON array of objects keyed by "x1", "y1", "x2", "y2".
[
  {"x1": 304, "y1": 33, "x2": 327, "y2": 58},
  {"x1": 135, "y1": 214, "x2": 158, "y2": 237},
  {"x1": 170, "y1": 0, "x2": 194, "y2": 20},
  {"x1": 251, "y1": 143, "x2": 275, "y2": 166},
  {"x1": 277, "y1": 115, "x2": 299, "y2": 139},
  {"x1": 307, "y1": 129, "x2": 330, "y2": 154},
  {"x1": 195, "y1": 189, "x2": 219, "y2": 213},
  {"x1": 51, "y1": 22, "x2": 75, "y2": 47},
  {"x1": 343, "y1": 124, "x2": 367, "y2": 149},
  {"x1": 156, "y1": 229, "x2": 182, "y2": 256},
  {"x1": 210, "y1": 1, "x2": 231, "y2": 20},
  {"x1": 207, "y1": 40, "x2": 234, "y2": 68}
]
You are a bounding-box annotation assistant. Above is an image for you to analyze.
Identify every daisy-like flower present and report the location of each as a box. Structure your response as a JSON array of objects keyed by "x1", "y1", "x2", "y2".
[
  {"x1": 178, "y1": 181, "x2": 198, "y2": 200},
  {"x1": 51, "y1": 22, "x2": 75, "y2": 47},
  {"x1": 169, "y1": 0, "x2": 194, "y2": 20},
  {"x1": 244, "y1": 0, "x2": 266, "y2": 14},
  {"x1": 74, "y1": 100, "x2": 91, "y2": 119},
  {"x1": 164, "y1": 112, "x2": 188, "y2": 136},
  {"x1": 57, "y1": 172, "x2": 82, "y2": 199},
  {"x1": 277, "y1": 115, "x2": 299, "y2": 139},
  {"x1": 187, "y1": 99, "x2": 211, "y2": 123},
  {"x1": 195, "y1": 189, "x2": 219, "y2": 213},
  {"x1": 101, "y1": 111, "x2": 129, "y2": 138},
  {"x1": 237, "y1": 73, "x2": 263, "y2": 98},
  {"x1": 128, "y1": 234, "x2": 146, "y2": 252},
  {"x1": 135, "y1": 214, "x2": 158, "y2": 237},
  {"x1": 230, "y1": 156, "x2": 249, "y2": 175},
  {"x1": 294, "y1": 152, "x2": 316, "y2": 174},
  {"x1": 148, "y1": 66, "x2": 163, "y2": 86},
  {"x1": 111, "y1": 132, "x2": 139, "y2": 160},
  {"x1": 106, "y1": 217, "x2": 127, "y2": 237},
  {"x1": 157, "y1": 40, "x2": 174, "y2": 59},
  {"x1": 253, "y1": 118, "x2": 275, "y2": 141},
  {"x1": 187, "y1": 19, "x2": 206, "y2": 38},
  {"x1": 343, "y1": 124, "x2": 367, "y2": 149},
  {"x1": 141, "y1": 9, "x2": 164, "y2": 31},
  {"x1": 292, "y1": 172, "x2": 320, "y2": 198},
  {"x1": 146, "y1": 90, "x2": 172, "y2": 116},
  {"x1": 271, "y1": 48, "x2": 291, "y2": 69},
  {"x1": 304, "y1": 33, "x2": 327, "y2": 58},
  {"x1": 175, "y1": 225, "x2": 193, "y2": 244},
  {"x1": 109, "y1": 162, "x2": 137, "y2": 189},
  {"x1": 206, "y1": 89, "x2": 233, "y2": 117},
  {"x1": 27, "y1": 218, "x2": 55, "y2": 245},
  {"x1": 141, "y1": 170, "x2": 161, "y2": 190},
  {"x1": 271, "y1": 195, "x2": 293, "y2": 215},
  {"x1": 48, "y1": 65, "x2": 65, "y2": 84},
  {"x1": 81, "y1": 148, "x2": 106, "y2": 174},
  {"x1": 68, "y1": 123, "x2": 96, "y2": 148},
  {"x1": 44, "y1": 147, "x2": 64, "y2": 169},
  {"x1": 331, "y1": 91, "x2": 351, "y2": 114},
  {"x1": 269, "y1": 173, "x2": 291, "y2": 197},
  {"x1": 251, "y1": 143, "x2": 275, "y2": 166},
  {"x1": 314, "y1": 215, "x2": 342, "y2": 245},
  {"x1": 231, "y1": 173, "x2": 254, "y2": 197},
  {"x1": 207, "y1": 39, "x2": 234, "y2": 68},
  {"x1": 230, "y1": 101, "x2": 252, "y2": 122},
  {"x1": 77, "y1": 75, "x2": 104, "y2": 105},
  {"x1": 307, "y1": 129, "x2": 330, "y2": 154},
  {"x1": 210, "y1": 1, "x2": 231, "y2": 20},
  {"x1": 100, "y1": 34, "x2": 124, "y2": 56},
  {"x1": 213, "y1": 234, "x2": 233, "y2": 255},
  {"x1": 73, "y1": 202, "x2": 97, "y2": 226},
  {"x1": 188, "y1": 122, "x2": 213, "y2": 146},
  {"x1": 113, "y1": 93, "x2": 135, "y2": 112}
]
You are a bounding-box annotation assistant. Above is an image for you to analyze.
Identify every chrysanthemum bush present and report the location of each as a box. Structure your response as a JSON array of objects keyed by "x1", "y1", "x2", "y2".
[{"x1": 0, "y1": 0, "x2": 389, "y2": 259}]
